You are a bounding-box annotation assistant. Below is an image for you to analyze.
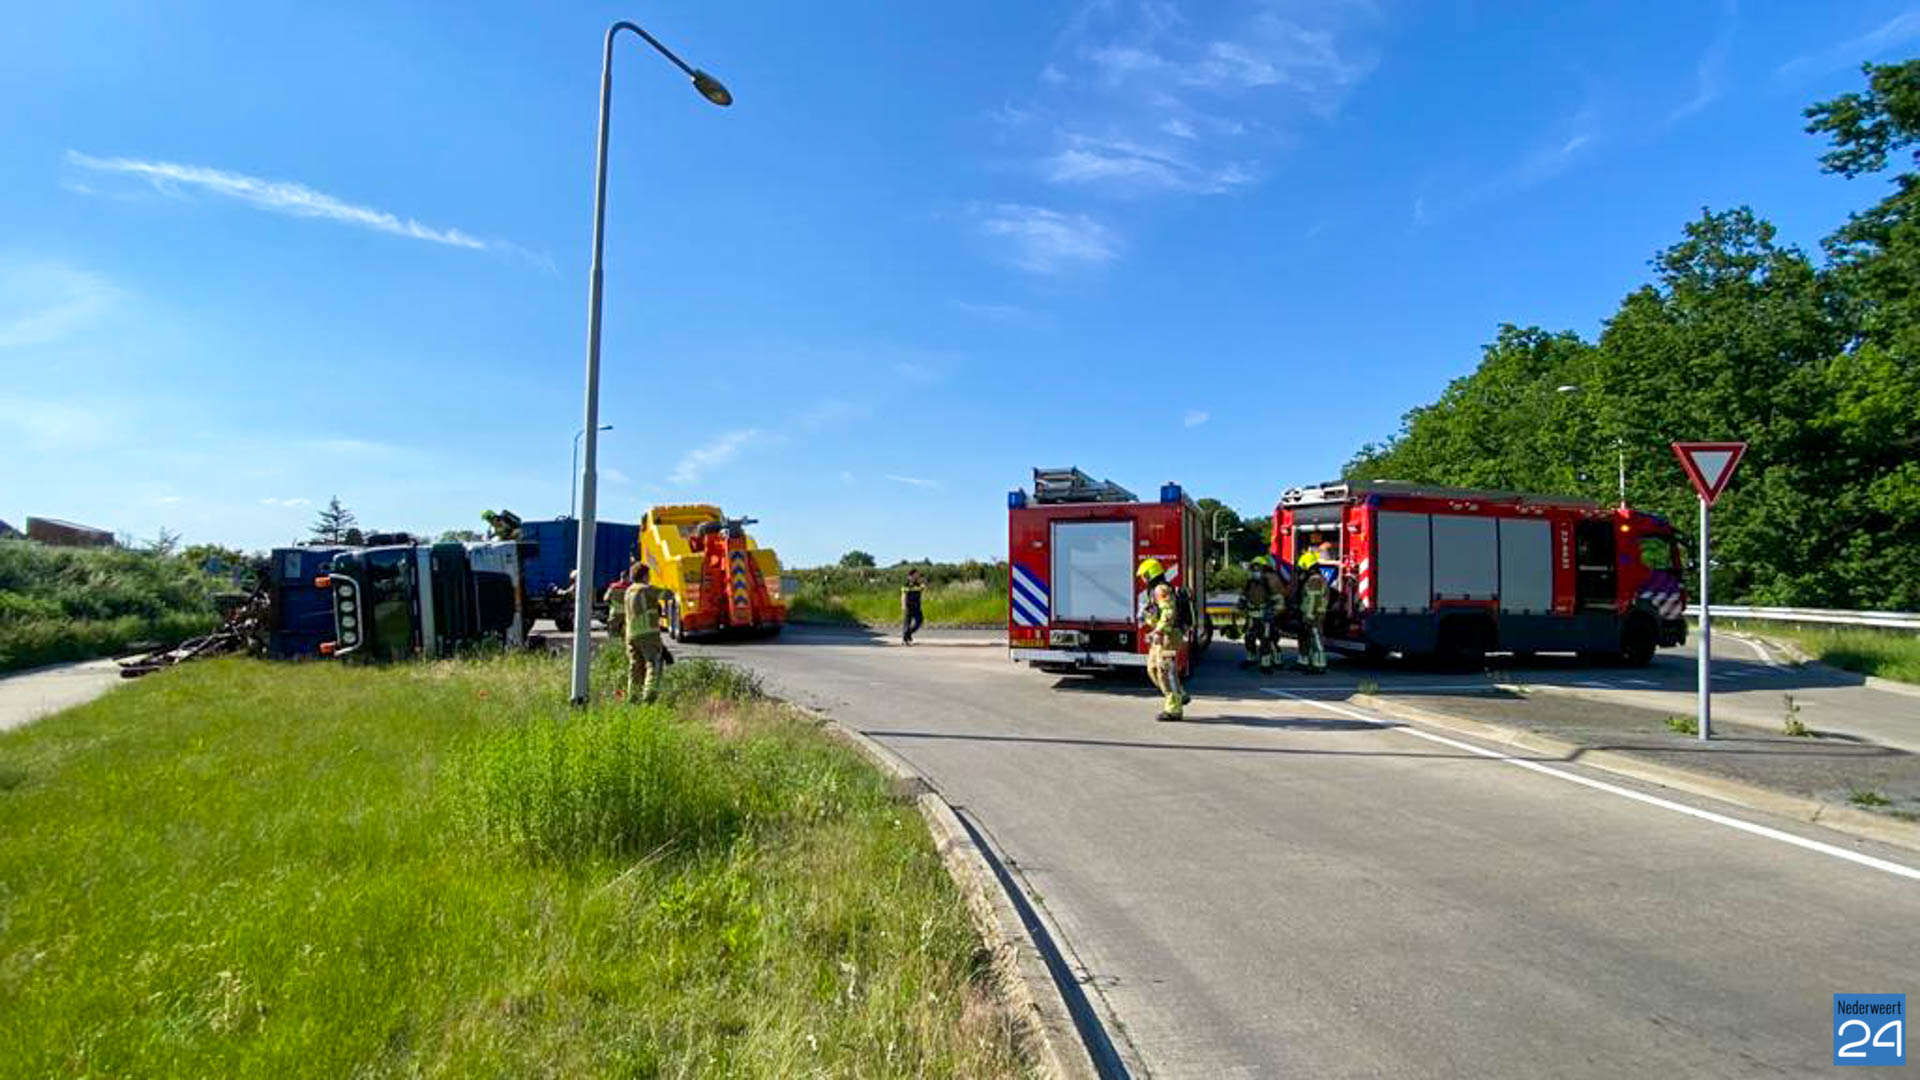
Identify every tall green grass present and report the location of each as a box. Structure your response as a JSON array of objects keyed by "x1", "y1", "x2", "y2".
[
  {"x1": 0, "y1": 651, "x2": 1025, "y2": 1077},
  {"x1": 1716, "y1": 618, "x2": 1920, "y2": 685},
  {"x1": 0, "y1": 540, "x2": 223, "y2": 671}
]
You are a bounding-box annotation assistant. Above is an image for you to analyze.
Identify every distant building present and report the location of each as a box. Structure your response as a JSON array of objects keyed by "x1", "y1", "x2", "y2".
[
  {"x1": 26, "y1": 517, "x2": 115, "y2": 548},
  {"x1": 0, "y1": 519, "x2": 20, "y2": 540}
]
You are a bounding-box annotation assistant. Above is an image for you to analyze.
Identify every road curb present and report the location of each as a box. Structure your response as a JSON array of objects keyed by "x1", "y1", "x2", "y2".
[
  {"x1": 1351, "y1": 691, "x2": 1920, "y2": 855},
  {"x1": 1722, "y1": 630, "x2": 1920, "y2": 701},
  {"x1": 808, "y1": 711, "x2": 1099, "y2": 1080}
]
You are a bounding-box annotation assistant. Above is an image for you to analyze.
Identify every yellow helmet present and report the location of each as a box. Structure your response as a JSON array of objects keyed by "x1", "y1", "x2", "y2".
[
  {"x1": 1136, "y1": 557, "x2": 1165, "y2": 581},
  {"x1": 1297, "y1": 550, "x2": 1319, "y2": 569},
  {"x1": 1251, "y1": 554, "x2": 1274, "y2": 570}
]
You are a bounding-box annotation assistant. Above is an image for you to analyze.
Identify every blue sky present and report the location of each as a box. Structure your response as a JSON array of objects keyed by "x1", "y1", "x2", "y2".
[{"x1": 2, "y1": 2, "x2": 1913, "y2": 566}]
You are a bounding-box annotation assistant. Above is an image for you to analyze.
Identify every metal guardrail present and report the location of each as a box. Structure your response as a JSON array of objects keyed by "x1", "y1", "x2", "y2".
[{"x1": 1686, "y1": 605, "x2": 1920, "y2": 632}]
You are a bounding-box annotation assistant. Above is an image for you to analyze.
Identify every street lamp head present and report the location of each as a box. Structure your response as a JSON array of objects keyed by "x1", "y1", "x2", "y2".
[
  {"x1": 599, "y1": 424, "x2": 614, "y2": 432},
  {"x1": 691, "y1": 69, "x2": 733, "y2": 106},
  {"x1": 1556, "y1": 384, "x2": 1581, "y2": 393}
]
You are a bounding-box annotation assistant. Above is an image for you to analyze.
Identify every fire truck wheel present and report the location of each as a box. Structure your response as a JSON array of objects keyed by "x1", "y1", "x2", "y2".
[
  {"x1": 1437, "y1": 616, "x2": 1493, "y2": 673},
  {"x1": 1619, "y1": 614, "x2": 1657, "y2": 667},
  {"x1": 554, "y1": 608, "x2": 574, "y2": 633}
]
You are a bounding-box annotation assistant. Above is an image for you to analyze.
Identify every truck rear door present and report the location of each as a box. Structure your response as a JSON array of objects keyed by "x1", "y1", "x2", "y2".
[{"x1": 1050, "y1": 519, "x2": 1134, "y2": 624}]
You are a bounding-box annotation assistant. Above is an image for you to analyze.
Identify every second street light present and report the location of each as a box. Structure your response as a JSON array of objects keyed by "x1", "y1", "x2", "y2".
[
  {"x1": 570, "y1": 20, "x2": 732, "y2": 706},
  {"x1": 571, "y1": 424, "x2": 613, "y2": 520}
]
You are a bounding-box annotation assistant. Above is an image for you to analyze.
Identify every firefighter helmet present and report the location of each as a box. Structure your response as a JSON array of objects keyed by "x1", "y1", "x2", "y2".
[
  {"x1": 1136, "y1": 557, "x2": 1165, "y2": 581},
  {"x1": 1250, "y1": 554, "x2": 1274, "y2": 570}
]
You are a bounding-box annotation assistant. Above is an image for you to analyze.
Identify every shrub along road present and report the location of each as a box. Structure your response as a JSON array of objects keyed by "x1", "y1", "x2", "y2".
[{"x1": 680, "y1": 627, "x2": 1920, "y2": 1078}]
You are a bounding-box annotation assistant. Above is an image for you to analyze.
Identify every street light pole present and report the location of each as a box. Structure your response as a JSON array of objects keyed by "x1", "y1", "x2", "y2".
[
  {"x1": 1211, "y1": 508, "x2": 1232, "y2": 572},
  {"x1": 571, "y1": 424, "x2": 613, "y2": 519},
  {"x1": 570, "y1": 20, "x2": 732, "y2": 706}
]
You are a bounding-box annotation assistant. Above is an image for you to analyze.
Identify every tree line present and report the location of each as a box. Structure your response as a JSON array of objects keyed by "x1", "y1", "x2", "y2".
[{"x1": 1343, "y1": 61, "x2": 1920, "y2": 611}]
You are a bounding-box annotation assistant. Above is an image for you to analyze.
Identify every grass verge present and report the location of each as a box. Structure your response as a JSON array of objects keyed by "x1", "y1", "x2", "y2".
[
  {"x1": 788, "y1": 582, "x2": 1006, "y2": 628},
  {"x1": 1713, "y1": 618, "x2": 1920, "y2": 686},
  {"x1": 0, "y1": 650, "x2": 1025, "y2": 1077}
]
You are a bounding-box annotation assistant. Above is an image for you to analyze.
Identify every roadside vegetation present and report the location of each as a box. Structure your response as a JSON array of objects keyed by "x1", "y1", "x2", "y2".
[
  {"x1": 0, "y1": 540, "x2": 229, "y2": 673},
  {"x1": 787, "y1": 561, "x2": 1008, "y2": 627},
  {"x1": 1716, "y1": 618, "x2": 1920, "y2": 686},
  {"x1": 1343, "y1": 61, "x2": 1920, "y2": 612},
  {"x1": 0, "y1": 650, "x2": 1025, "y2": 1077}
]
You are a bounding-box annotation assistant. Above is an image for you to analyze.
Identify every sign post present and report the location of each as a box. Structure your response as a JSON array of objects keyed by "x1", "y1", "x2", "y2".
[{"x1": 1672, "y1": 441, "x2": 1747, "y2": 741}]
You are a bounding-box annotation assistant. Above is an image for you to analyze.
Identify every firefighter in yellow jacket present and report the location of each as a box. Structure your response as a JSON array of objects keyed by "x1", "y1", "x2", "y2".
[
  {"x1": 1138, "y1": 558, "x2": 1185, "y2": 721},
  {"x1": 1295, "y1": 552, "x2": 1330, "y2": 674},
  {"x1": 622, "y1": 562, "x2": 667, "y2": 703}
]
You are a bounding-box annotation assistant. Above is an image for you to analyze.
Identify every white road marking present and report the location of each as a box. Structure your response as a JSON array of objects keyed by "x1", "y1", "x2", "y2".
[
  {"x1": 1269, "y1": 690, "x2": 1920, "y2": 882},
  {"x1": 1268, "y1": 683, "x2": 1498, "y2": 693},
  {"x1": 1575, "y1": 679, "x2": 1616, "y2": 688},
  {"x1": 1619, "y1": 678, "x2": 1659, "y2": 687}
]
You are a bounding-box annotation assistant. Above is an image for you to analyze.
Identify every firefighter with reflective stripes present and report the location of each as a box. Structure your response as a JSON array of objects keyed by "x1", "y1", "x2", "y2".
[
  {"x1": 1237, "y1": 554, "x2": 1286, "y2": 673},
  {"x1": 622, "y1": 563, "x2": 667, "y2": 703},
  {"x1": 1294, "y1": 548, "x2": 1330, "y2": 674},
  {"x1": 1138, "y1": 558, "x2": 1187, "y2": 721}
]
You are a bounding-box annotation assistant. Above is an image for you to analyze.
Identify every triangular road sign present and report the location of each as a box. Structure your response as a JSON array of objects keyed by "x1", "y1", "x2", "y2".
[{"x1": 1672, "y1": 441, "x2": 1747, "y2": 505}]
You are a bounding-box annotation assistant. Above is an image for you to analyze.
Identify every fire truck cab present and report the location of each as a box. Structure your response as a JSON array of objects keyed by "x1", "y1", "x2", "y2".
[
  {"x1": 1275, "y1": 481, "x2": 1688, "y2": 666},
  {"x1": 1008, "y1": 467, "x2": 1211, "y2": 677}
]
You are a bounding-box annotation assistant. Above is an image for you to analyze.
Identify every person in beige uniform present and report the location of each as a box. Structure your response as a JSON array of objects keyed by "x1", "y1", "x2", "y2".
[{"x1": 622, "y1": 563, "x2": 666, "y2": 703}]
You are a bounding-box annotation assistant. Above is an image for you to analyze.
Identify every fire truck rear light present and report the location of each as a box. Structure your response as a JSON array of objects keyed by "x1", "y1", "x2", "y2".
[
  {"x1": 319, "y1": 641, "x2": 336, "y2": 656},
  {"x1": 314, "y1": 575, "x2": 331, "y2": 589}
]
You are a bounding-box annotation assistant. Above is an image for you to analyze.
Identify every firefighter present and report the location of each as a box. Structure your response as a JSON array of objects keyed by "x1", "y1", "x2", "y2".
[
  {"x1": 1137, "y1": 559, "x2": 1187, "y2": 721},
  {"x1": 1237, "y1": 555, "x2": 1283, "y2": 673},
  {"x1": 622, "y1": 562, "x2": 667, "y2": 703},
  {"x1": 602, "y1": 571, "x2": 628, "y2": 639},
  {"x1": 1295, "y1": 558, "x2": 1330, "y2": 674}
]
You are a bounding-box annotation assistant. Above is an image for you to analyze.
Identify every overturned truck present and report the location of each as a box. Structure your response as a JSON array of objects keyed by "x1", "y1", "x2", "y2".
[{"x1": 319, "y1": 540, "x2": 530, "y2": 661}]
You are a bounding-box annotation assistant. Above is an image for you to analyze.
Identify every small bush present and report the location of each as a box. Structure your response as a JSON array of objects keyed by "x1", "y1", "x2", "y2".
[
  {"x1": 1782, "y1": 694, "x2": 1811, "y2": 737},
  {"x1": 0, "y1": 540, "x2": 226, "y2": 672},
  {"x1": 1848, "y1": 788, "x2": 1891, "y2": 808},
  {"x1": 1665, "y1": 714, "x2": 1699, "y2": 735},
  {"x1": 658, "y1": 658, "x2": 764, "y2": 708}
]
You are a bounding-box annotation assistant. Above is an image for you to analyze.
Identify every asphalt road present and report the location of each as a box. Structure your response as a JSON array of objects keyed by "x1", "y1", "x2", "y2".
[
  {"x1": 683, "y1": 628, "x2": 1919, "y2": 1078},
  {"x1": 0, "y1": 658, "x2": 125, "y2": 733}
]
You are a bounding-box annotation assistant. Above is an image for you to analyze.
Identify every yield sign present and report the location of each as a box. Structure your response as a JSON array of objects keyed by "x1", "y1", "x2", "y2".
[{"x1": 1672, "y1": 441, "x2": 1747, "y2": 505}]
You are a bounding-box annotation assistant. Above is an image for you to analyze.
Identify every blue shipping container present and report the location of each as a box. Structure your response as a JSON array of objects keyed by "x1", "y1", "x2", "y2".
[
  {"x1": 520, "y1": 519, "x2": 640, "y2": 597},
  {"x1": 267, "y1": 546, "x2": 353, "y2": 658}
]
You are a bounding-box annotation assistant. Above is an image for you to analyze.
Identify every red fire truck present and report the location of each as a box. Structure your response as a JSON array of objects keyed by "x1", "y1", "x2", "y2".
[
  {"x1": 1273, "y1": 481, "x2": 1688, "y2": 666},
  {"x1": 1007, "y1": 468, "x2": 1211, "y2": 676}
]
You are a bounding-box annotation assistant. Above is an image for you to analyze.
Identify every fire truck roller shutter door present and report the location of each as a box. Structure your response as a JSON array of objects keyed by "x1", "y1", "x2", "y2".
[
  {"x1": 1374, "y1": 512, "x2": 1432, "y2": 613},
  {"x1": 1431, "y1": 515, "x2": 1498, "y2": 600},
  {"x1": 1052, "y1": 520, "x2": 1134, "y2": 622},
  {"x1": 1498, "y1": 518, "x2": 1553, "y2": 614}
]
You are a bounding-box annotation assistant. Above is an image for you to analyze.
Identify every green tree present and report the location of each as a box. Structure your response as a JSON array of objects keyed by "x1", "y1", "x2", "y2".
[
  {"x1": 838, "y1": 550, "x2": 877, "y2": 569},
  {"x1": 311, "y1": 497, "x2": 357, "y2": 544}
]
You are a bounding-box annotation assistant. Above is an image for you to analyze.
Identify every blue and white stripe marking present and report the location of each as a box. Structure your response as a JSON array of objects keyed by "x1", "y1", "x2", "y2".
[{"x1": 1010, "y1": 564, "x2": 1049, "y2": 627}]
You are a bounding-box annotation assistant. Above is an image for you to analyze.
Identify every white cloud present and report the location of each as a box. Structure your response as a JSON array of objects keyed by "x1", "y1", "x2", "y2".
[
  {"x1": 1777, "y1": 9, "x2": 1920, "y2": 80},
  {"x1": 65, "y1": 151, "x2": 491, "y2": 250},
  {"x1": 885, "y1": 474, "x2": 939, "y2": 488},
  {"x1": 259, "y1": 497, "x2": 314, "y2": 508},
  {"x1": 670, "y1": 428, "x2": 761, "y2": 485},
  {"x1": 0, "y1": 260, "x2": 119, "y2": 350},
  {"x1": 972, "y1": 203, "x2": 1120, "y2": 274},
  {"x1": 1670, "y1": 0, "x2": 1738, "y2": 122},
  {"x1": 1183, "y1": 409, "x2": 1210, "y2": 428},
  {"x1": 1044, "y1": 133, "x2": 1255, "y2": 196}
]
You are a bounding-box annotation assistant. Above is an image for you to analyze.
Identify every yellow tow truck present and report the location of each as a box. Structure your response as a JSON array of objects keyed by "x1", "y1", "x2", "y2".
[{"x1": 637, "y1": 504, "x2": 787, "y2": 640}]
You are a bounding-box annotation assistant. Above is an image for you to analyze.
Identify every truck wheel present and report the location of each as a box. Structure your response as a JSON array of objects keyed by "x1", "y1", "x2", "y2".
[
  {"x1": 555, "y1": 608, "x2": 574, "y2": 633},
  {"x1": 1618, "y1": 615, "x2": 1656, "y2": 667}
]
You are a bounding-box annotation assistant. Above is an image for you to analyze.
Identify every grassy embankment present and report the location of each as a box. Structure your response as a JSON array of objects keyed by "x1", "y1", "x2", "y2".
[
  {"x1": 1713, "y1": 618, "x2": 1920, "y2": 686},
  {"x1": 0, "y1": 540, "x2": 223, "y2": 673},
  {"x1": 0, "y1": 649, "x2": 1025, "y2": 1077},
  {"x1": 786, "y1": 564, "x2": 1008, "y2": 628}
]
